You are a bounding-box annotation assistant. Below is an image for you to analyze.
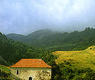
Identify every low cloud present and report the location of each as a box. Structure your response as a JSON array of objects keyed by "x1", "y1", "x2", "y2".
[{"x1": 0, "y1": 0, "x2": 95, "y2": 34}]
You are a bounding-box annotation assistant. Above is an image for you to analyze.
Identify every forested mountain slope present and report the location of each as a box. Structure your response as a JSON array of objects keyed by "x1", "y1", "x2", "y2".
[
  {"x1": 0, "y1": 32, "x2": 28, "y2": 65},
  {"x1": 0, "y1": 32, "x2": 52, "y2": 65},
  {"x1": 7, "y1": 27, "x2": 95, "y2": 50}
]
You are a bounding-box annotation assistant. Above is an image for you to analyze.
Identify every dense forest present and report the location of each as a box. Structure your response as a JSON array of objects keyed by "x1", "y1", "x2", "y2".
[
  {"x1": 1, "y1": 27, "x2": 95, "y2": 79},
  {"x1": 0, "y1": 32, "x2": 54, "y2": 65}
]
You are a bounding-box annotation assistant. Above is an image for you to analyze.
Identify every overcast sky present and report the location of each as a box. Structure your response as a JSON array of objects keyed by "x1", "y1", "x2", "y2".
[{"x1": 0, "y1": 0, "x2": 95, "y2": 34}]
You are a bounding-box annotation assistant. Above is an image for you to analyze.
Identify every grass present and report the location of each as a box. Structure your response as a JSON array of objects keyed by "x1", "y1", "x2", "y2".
[
  {"x1": 0, "y1": 65, "x2": 10, "y2": 73},
  {"x1": 53, "y1": 46, "x2": 95, "y2": 70},
  {"x1": 0, "y1": 65, "x2": 20, "y2": 80}
]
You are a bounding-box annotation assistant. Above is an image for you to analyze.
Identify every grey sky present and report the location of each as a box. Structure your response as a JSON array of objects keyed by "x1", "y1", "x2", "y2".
[{"x1": 0, "y1": 0, "x2": 95, "y2": 34}]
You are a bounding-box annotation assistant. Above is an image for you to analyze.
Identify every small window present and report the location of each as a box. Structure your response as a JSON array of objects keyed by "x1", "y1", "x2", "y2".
[{"x1": 17, "y1": 70, "x2": 19, "y2": 75}]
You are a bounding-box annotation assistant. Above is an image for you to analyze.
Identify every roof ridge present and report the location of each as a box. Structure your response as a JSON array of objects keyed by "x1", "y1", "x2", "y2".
[{"x1": 10, "y1": 59, "x2": 51, "y2": 68}]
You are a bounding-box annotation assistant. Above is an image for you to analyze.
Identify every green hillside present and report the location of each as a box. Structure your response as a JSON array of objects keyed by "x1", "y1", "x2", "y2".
[
  {"x1": 7, "y1": 27, "x2": 95, "y2": 51},
  {"x1": 0, "y1": 32, "x2": 29, "y2": 65},
  {"x1": 6, "y1": 33, "x2": 25, "y2": 41},
  {"x1": 53, "y1": 46, "x2": 95, "y2": 80},
  {"x1": 0, "y1": 32, "x2": 53, "y2": 65},
  {"x1": 0, "y1": 65, "x2": 20, "y2": 80},
  {"x1": 0, "y1": 65, "x2": 11, "y2": 79},
  {"x1": 0, "y1": 56, "x2": 8, "y2": 65}
]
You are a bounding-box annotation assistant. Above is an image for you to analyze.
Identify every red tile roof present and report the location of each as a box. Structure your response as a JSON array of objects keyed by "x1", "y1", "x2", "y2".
[{"x1": 10, "y1": 59, "x2": 51, "y2": 68}]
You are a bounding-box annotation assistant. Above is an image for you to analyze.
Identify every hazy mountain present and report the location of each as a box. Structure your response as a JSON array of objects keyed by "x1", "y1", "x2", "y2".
[
  {"x1": 6, "y1": 28, "x2": 95, "y2": 50},
  {"x1": 7, "y1": 29, "x2": 60, "y2": 47},
  {"x1": 7, "y1": 33, "x2": 25, "y2": 41}
]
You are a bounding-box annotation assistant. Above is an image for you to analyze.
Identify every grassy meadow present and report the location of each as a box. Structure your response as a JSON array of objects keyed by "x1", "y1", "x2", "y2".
[
  {"x1": 53, "y1": 46, "x2": 95, "y2": 70},
  {"x1": 52, "y1": 46, "x2": 95, "y2": 80}
]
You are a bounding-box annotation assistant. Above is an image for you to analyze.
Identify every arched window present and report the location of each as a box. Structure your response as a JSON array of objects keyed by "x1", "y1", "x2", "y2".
[
  {"x1": 29, "y1": 77, "x2": 32, "y2": 80},
  {"x1": 17, "y1": 70, "x2": 19, "y2": 75}
]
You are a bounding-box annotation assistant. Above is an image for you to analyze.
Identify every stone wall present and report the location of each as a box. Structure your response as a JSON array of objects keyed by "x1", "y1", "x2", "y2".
[{"x1": 10, "y1": 68, "x2": 51, "y2": 80}]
